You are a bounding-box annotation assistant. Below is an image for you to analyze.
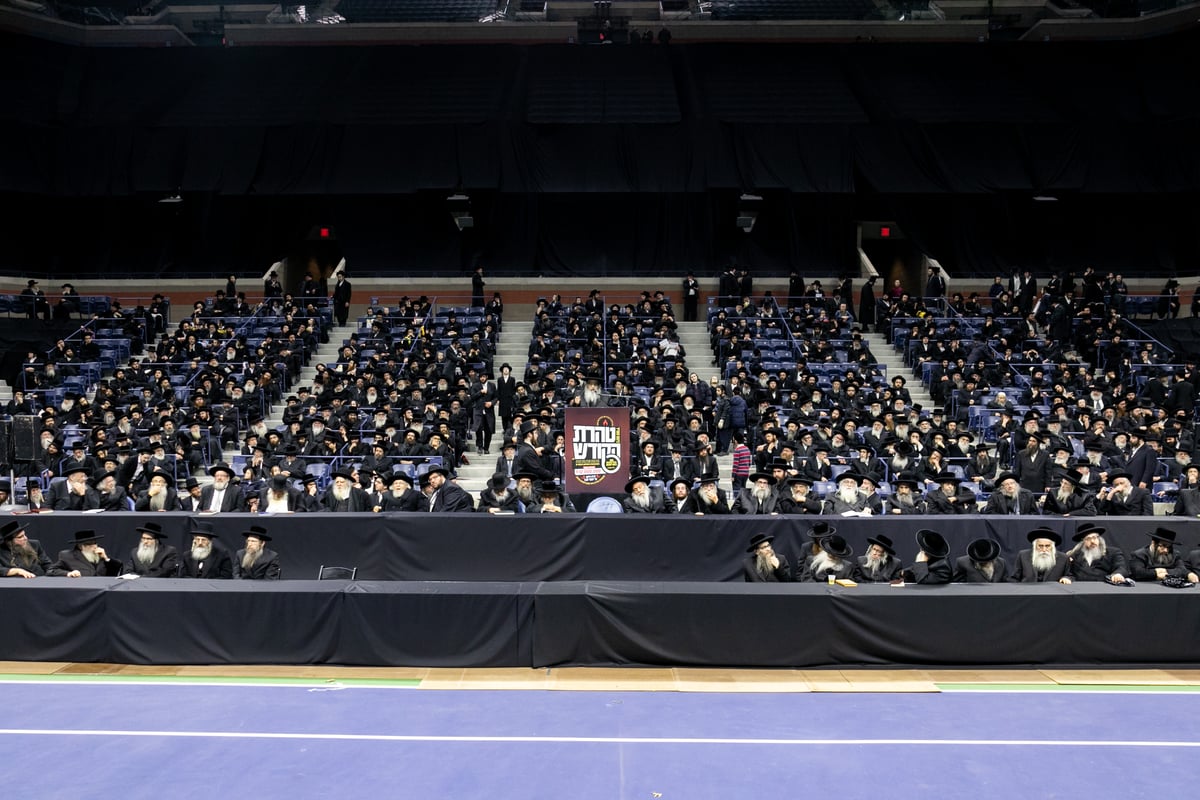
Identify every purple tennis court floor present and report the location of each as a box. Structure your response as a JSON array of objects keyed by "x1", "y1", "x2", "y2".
[{"x1": 2, "y1": 683, "x2": 1197, "y2": 799}]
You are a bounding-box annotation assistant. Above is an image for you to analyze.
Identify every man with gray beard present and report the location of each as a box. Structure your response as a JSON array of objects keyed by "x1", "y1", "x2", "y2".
[
  {"x1": 122, "y1": 522, "x2": 180, "y2": 578},
  {"x1": 823, "y1": 473, "x2": 873, "y2": 516},
  {"x1": 1040, "y1": 470, "x2": 1097, "y2": 517},
  {"x1": 1012, "y1": 527, "x2": 1072, "y2": 583},
  {"x1": 742, "y1": 533, "x2": 793, "y2": 582},
  {"x1": 580, "y1": 375, "x2": 604, "y2": 408},
  {"x1": 887, "y1": 473, "x2": 926, "y2": 514},
  {"x1": 478, "y1": 473, "x2": 520, "y2": 514},
  {"x1": 134, "y1": 469, "x2": 178, "y2": 512},
  {"x1": 681, "y1": 472, "x2": 732, "y2": 514},
  {"x1": 622, "y1": 475, "x2": 672, "y2": 514},
  {"x1": 233, "y1": 526, "x2": 281, "y2": 580},
  {"x1": 1129, "y1": 528, "x2": 1188, "y2": 582},
  {"x1": 953, "y1": 538, "x2": 1009, "y2": 583},
  {"x1": 982, "y1": 472, "x2": 1039, "y2": 516},
  {"x1": 1066, "y1": 522, "x2": 1128, "y2": 583},
  {"x1": 51, "y1": 530, "x2": 123, "y2": 578},
  {"x1": 801, "y1": 534, "x2": 856, "y2": 582},
  {"x1": 179, "y1": 524, "x2": 233, "y2": 579},
  {"x1": 856, "y1": 534, "x2": 903, "y2": 583},
  {"x1": 512, "y1": 472, "x2": 539, "y2": 511},
  {"x1": 777, "y1": 475, "x2": 821, "y2": 515},
  {"x1": 732, "y1": 472, "x2": 780, "y2": 515},
  {"x1": 323, "y1": 469, "x2": 372, "y2": 512},
  {"x1": 0, "y1": 521, "x2": 55, "y2": 578}
]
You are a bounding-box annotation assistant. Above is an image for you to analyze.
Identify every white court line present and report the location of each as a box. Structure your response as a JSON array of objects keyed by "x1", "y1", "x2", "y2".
[{"x1": 0, "y1": 729, "x2": 1197, "y2": 747}]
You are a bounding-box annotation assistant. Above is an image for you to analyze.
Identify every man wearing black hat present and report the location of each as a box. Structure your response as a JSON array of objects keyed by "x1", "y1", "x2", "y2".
[
  {"x1": 179, "y1": 523, "x2": 233, "y2": 579},
  {"x1": 924, "y1": 471, "x2": 973, "y2": 515},
  {"x1": 234, "y1": 526, "x2": 281, "y2": 580},
  {"x1": 298, "y1": 474, "x2": 324, "y2": 513},
  {"x1": 200, "y1": 462, "x2": 241, "y2": 513},
  {"x1": 982, "y1": 472, "x2": 1039, "y2": 515},
  {"x1": 51, "y1": 530, "x2": 123, "y2": 578},
  {"x1": 622, "y1": 475, "x2": 672, "y2": 514},
  {"x1": 422, "y1": 466, "x2": 475, "y2": 513},
  {"x1": 259, "y1": 474, "x2": 303, "y2": 513},
  {"x1": 513, "y1": 420, "x2": 556, "y2": 482},
  {"x1": 801, "y1": 534, "x2": 856, "y2": 582},
  {"x1": 1012, "y1": 527, "x2": 1072, "y2": 583},
  {"x1": 954, "y1": 538, "x2": 1009, "y2": 583},
  {"x1": 1013, "y1": 430, "x2": 1051, "y2": 495},
  {"x1": 677, "y1": 472, "x2": 730, "y2": 515},
  {"x1": 1123, "y1": 428, "x2": 1158, "y2": 490},
  {"x1": 94, "y1": 469, "x2": 130, "y2": 512},
  {"x1": 123, "y1": 522, "x2": 181, "y2": 578},
  {"x1": 179, "y1": 476, "x2": 204, "y2": 512},
  {"x1": 823, "y1": 472, "x2": 873, "y2": 516},
  {"x1": 52, "y1": 465, "x2": 102, "y2": 511},
  {"x1": 743, "y1": 533, "x2": 793, "y2": 583},
  {"x1": 20, "y1": 278, "x2": 50, "y2": 320},
  {"x1": 1096, "y1": 471, "x2": 1153, "y2": 516},
  {"x1": 903, "y1": 529, "x2": 953, "y2": 584},
  {"x1": 379, "y1": 472, "x2": 423, "y2": 512},
  {"x1": 1041, "y1": 469, "x2": 1097, "y2": 517},
  {"x1": 1129, "y1": 528, "x2": 1188, "y2": 582},
  {"x1": 1066, "y1": 522, "x2": 1128, "y2": 583},
  {"x1": 732, "y1": 472, "x2": 780, "y2": 515},
  {"x1": 0, "y1": 480, "x2": 13, "y2": 513},
  {"x1": 135, "y1": 469, "x2": 178, "y2": 512},
  {"x1": 276, "y1": 444, "x2": 308, "y2": 479},
  {"x1": 530, "y1": 480, "x2": 575, "y2": 514},
  {"x1": 0, "y1": 521, "x2": 55, "y2": 578},
  {"x1": 477, "y1": 473, "x2": 519, "y2": 514},
  {"x1": 778, "y1": 475, "x2": 821, "y2": 515},
  {"x1": 886, "y1": 473, "x2": 926, "y2": 514},
  {"x1": 323, "y1": 469, "x2": 372, "y2": 512},
  {"x1": 856, "y1": 535, "x2": 903, "y2": 583}
]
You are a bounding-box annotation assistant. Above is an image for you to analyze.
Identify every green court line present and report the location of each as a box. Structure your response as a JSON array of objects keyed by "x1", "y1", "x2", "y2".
[
  {"x1": 938, "y1": 683, "x2": 1200, "y2": 693},
  {"x1": 0, "y1": 674, "x2": 421, "y2": 687}
]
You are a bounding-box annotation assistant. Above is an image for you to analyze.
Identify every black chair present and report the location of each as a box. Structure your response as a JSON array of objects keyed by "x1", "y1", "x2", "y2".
[{"x1": 317, "y1": 565, "x2": 357, "y2": 580}]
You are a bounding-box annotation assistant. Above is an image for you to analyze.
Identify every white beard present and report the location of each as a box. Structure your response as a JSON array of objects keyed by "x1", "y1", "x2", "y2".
[
  {"x1": 1057, "y1": 488, "x2": 1073, "y2": 503},
  {"x1": 630, "y1": 492, "x2": 651, "y2": 510},
  {"x1": 837, "y1": 487, "x2": 859, "y2": 504},
  {"x1": 241, "y1": 549, "x2": 261, "y2": 571},
  {"x1": 192, "y1": 545, "x2": 212, "y2": 561},
  {"x1": 975, "y1": 561, "x2": 995, "y2": 581},
  {"x1": 1031, "y1": 551, "x2": 1056, "y2": 572},
  {"x1": 751, "y1": 486, "x2": 772, "y2": 503},
  {"x1": 81, "y1": 549, "x2": 100, "y2": 565},
  {"x1": 583, "y1": 388, "x2": 601, "y2": 405},
  {"x1": 1082, "y1": 540, "x2": 1106, "y2": 566},
  {"x1": 136, "y1": 543, "x2": 157, "y2": 566},
  {"x1": 810, "y1": 551, "x2": 841, "y2": 575},
  {"x1": 331, "y1": 485, "x2": 351, "y2": 502},
  {"x1": 864, "y1": 553, "x2": 888, "y2": 576}
]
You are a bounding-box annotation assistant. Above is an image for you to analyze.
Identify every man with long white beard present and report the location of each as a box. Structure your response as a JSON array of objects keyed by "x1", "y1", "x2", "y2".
[
  {"x1": 1096, "y1": 471, "x2": 1153, "y2": 516},
  {"x1": 732, "y1": 472, "x2": 780, "y2": 515},
  {"x1": 681, "y1": 472, "x2": 732, "y2": 515},
  {"x1": 742, "y1": 533, "x2": 793, "y2": 582},
  {"x1": 94, "y1": 469, "x2": 130, "y2": 512},
  {"x1": 234, "y1": 526, "x2": 281, "y2": 580},
  {"x1": 856, "y1": 534, "x2": 903, "y2": 583},
  {"x1": 1129, "y1": 527, "x2": 1188, "y2": 582},
  {"x1": 52, "y1": 465, "x2": 101, "y2": 511},
  {"x1": 953, "y1": 538, "x2": 1009, "y2": 583},
  {"x1": 982, "y1": 472, "x2": 1038, "y2": 515},
  {"x1": 24, "y1": 479, "x2": 50, "y2": 511},
  {"x1": 622, "y1": 475, "x2": 671, "y2": 514},
  {"x1": 179, "y1": 524, "x2": 233, "y2": 579},
  {"x1": 134, "y1": 469, "x2": 179, "y2": 512},
  {"x1": 0, "y1": 521, "x2": 55, "y2": 577},
  {"x1": 801, "y1": 534, "x2": 856, "y2": 582},
  {"x1": 580, "y1": 375, "x2": 604, "y2": 408},
  {"x1": 1012, "y1": 527, "x2": 1072, "y2": 583},
  {"x1": 323, "y1": 469, "x2": 372, "y2": 512},
  {"x1": 478, "y1": 473, "x2": 520, "y2": 514},
  {"x1": 777, "y1": 475, "x2": 821, "y2": 515},
  {"x1": 823, "y1": 472, "x2": 872, "y2": 516},
  {"x1": 1066, "y1": 522, "x2": 1128, "y2": 583},
  {"x1": 379, "y1": 472, "x2": 422, "y2": 512},
  {"x1": 123, "y1": 521, "x2": 180, "y2": 578},
  {"x1": 1041, "y1": 470, "x2": 1097, "y2": 517},
  {"x1": 531, "y1": 480, "x2": 576, "y2": 514},
  {"x1": 51, "y1": 530, "x2": 123, "y2": 578}
]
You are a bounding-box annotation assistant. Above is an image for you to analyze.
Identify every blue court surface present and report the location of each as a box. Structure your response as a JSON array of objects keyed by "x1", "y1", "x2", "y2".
[{"x1": 2, "y1": 682, "x2": 1198, "y2": 799}]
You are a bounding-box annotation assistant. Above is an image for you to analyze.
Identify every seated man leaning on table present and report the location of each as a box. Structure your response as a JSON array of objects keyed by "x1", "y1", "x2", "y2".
[
  {"x1": 0, "y1": 521, "x2": 56, "y2": 578},
  {"x1": 51, "y1": 530, "x2": 123, "y2": 578}
]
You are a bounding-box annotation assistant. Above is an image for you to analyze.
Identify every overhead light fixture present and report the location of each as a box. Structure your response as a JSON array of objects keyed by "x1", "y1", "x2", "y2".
[
  {"x1": 158, "y1": 193, "x2": 182, "y2": 204},
  {"x1": 737, "y1": 193, "x2": 762, "y2": 233},
  {"x1": 448, "y1": 193, "x2": 474, "y2": 231},
  {"x1": 1032, "y1": 195, "x2": 1059, "y2": 202}
]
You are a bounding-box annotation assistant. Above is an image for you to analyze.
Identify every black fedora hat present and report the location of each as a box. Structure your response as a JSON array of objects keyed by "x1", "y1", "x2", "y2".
[
  {"x1": 268, "y1": 474, "x2": 290, "y2": 491},
  {"x1": 893, "y1": 472, "x2": 920, "y2": 489},
  {"x1": 71, "y1": 530, "x2": 103, "y2": 545},
  {"x1": 242, "y1": 525, "x2": 271, "y2": 542},
  {"x1": 624, "y1": 475, "x2": 651, "y2": 494},
  {"x1": 135, "y1": 522, "x2": 169, "y2": 539},
  {"x1": 1072, "y1": 522, "x2": 1107, "y2": 542},
  {"x1": 865, "y1": 534, "x2": 896, "y2": 556},
  {"x1": 510, "y1": 471, "x2": 540, "y2": 483},
  {"x1": 1026, "y1": 526, "x2": 1062, "y2": 545},
  {"x1": 747, "y1": 471, "x2": 777, "y2": 486},
  {"x1": 190, "y1": 521, "x2": 217, "y2": 539},
  {"x1": 1149, "y1": 527, "x2": 1178, "y2": 545},
  {"x1": 915, "y1": 529, "x2": 950, "y2": 560},
  {"x1": 746, "y1": 533, "x2": 775, "y2": 553},
  {"x1": 209, "y1": 462, "x2": 235, "y2": 478},
  {"x1": 785, "y1": 475, "x2": 814, "y2": 487},
  {"x1": 668, "y1": 477, "x2": 691, "y2": 493},
  {"x1": 329, "y1": 469, "x2": 355, "y2": 482},
  {"x1": 932, "y1": 471, "x2": 961, "y2": 485},
  {"x1": 967, "y1": 538, "x2": 1000, "y2": 563},
  {"x1": 995, "y1": 471, "x2": 1019, "y2": 487},
  {"x1": 821, "y1": 534, "x2": 853, "y2": 559},
  {"x1": 807, "y1": 521, "x2": 837, "y2": 541},
  {"x1": 697, "y1": 471, "x2": 720, "y2": 485},
  {"x1": 0, "y1": 520, "x2": 30, "y2": 542},
  {"x1": 425, "y1": 466, "x2": 451, "y2": 480}
]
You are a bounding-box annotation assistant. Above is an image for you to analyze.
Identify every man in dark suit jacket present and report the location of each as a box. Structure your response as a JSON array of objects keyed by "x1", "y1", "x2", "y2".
[
  {"x1": 0, "y1": 521, "x2": 56, "y2": 577},
  {"x1": 1097, "y1": 471, "x2": 1154, "y2": 516},
  {"x1": 52, "y1": 466, "x2": 102, "y2": 511},
  {"x1": 331, "y1": 272, "x2": 352, "y2": 326},
  {"x1": 622, "y1": 476, "x2": 672, "y2": 514},
  {"x1": 381, "y1": 473, "x2": 423, "y2": 512},
  {"x1": 233, "y1": 526, "x2": 281, "y2": 580},
  {"x1": 902, "y1": 529, "x2": 953, "y2": 584},
  {"x1": 1011, "y1": 527, "x2": 1071, "y2": 583},
  {"x1": 1066, "y1": 522, "x2": 1129, "y2": 583},
  {"x1": 123, "y1": 522, "x2": 181, "y2": 578},
  {"x1": 732, "y1": 472, "x2": 780, "y2": 515},
  {"x1": 953, "y1": 538, "x2": 1010, "y2": 583},
  {"x1": 323, "y1": 469, "x2": 372, "y2": 512},
  {"x1": 179, "y1": 524, "x2": 233, "y2": 579},
  {"x1": 178, "y1": 477, "x2": 204, "y2": 512},
  {"x1": 134, "y1": 469, "x2": 179, "y2": 512},
  {"x1": 982, "y1": 472, "x2": 1040, "y2": 515},
  {"x1": 743, "y1": 533, "x2": 793, "y2": 582},
  {"x1": 422, "y1": 466, "x2": 475, "y2": 512},
  {"x1": 199, "y1": 462, "x2": 242, "y2": 513},
  {"x1": 1122, "y1": 429, "x2": 1157, "y2": 490},
  {"x1": 94, "y1": 470, "x2": 130, "y2": 512},
  {"x1": 1013, "y1": 432, "x2": 1051, "y2": 494},
  {"x1": 51, "y1": 530, "x2": 123, "y2": 577},
  {"x1": 1041, "y1": 470, "x2": 1097, "y2": 517},
  {"x1": 258, "y1": 474, "x2": 304, "y2": 513},
  {"x1": 855, "y1": 534, "x2": 904, "y2": 583}
]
